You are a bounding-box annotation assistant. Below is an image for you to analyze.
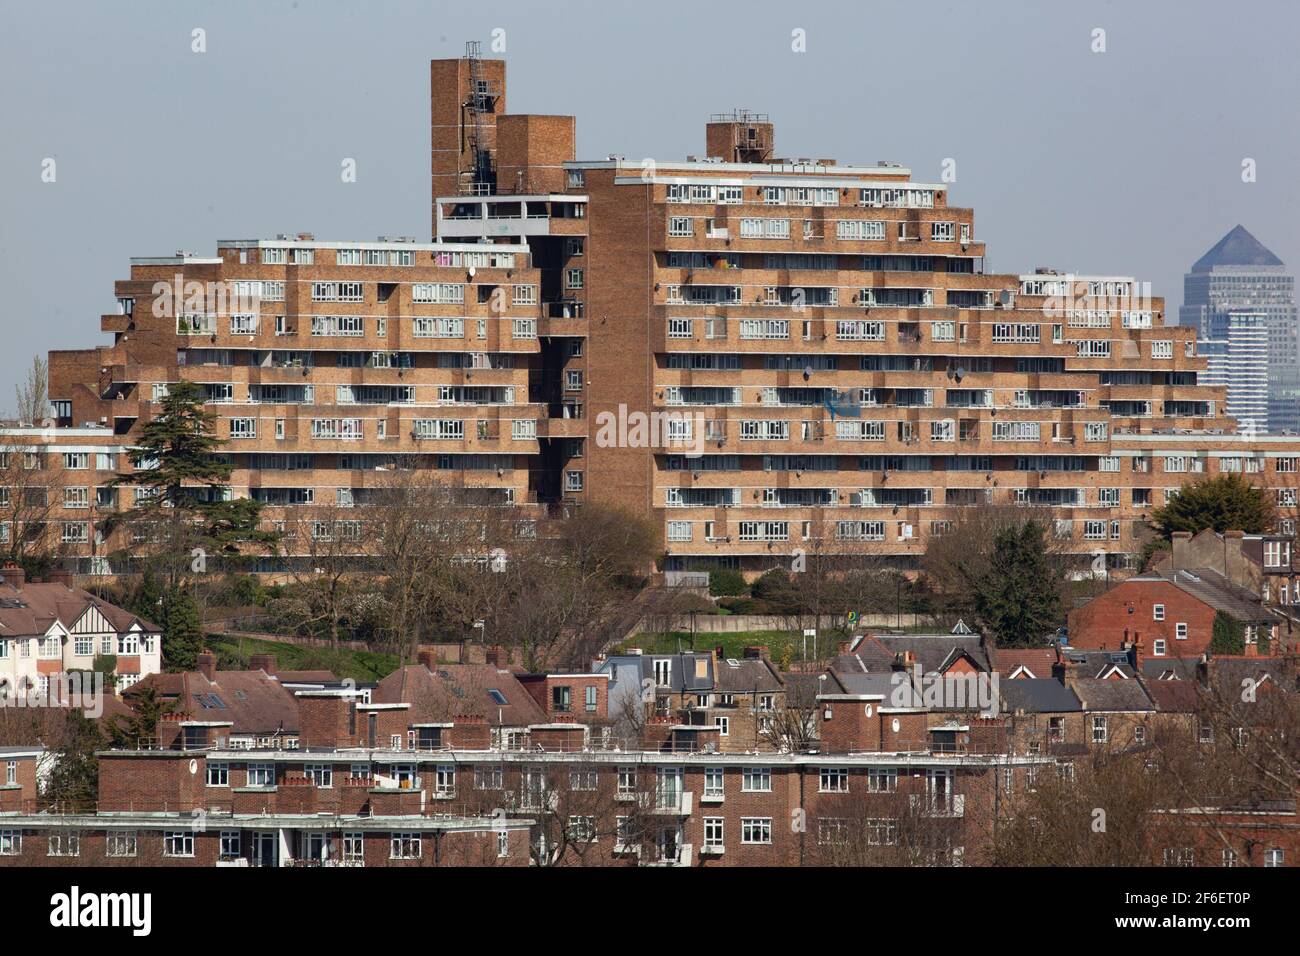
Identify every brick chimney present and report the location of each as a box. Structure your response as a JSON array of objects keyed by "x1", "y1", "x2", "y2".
[
  {"x1": 0, "y1": 563, "x2": 25, "y2": 589},
  {"x1": 1170, "y1": 531, "x2": 1193, "y2": 569},
  {"x1": 1051, "y1": 659, "x2": 1078, "y2": 686},
  {"x1": 417, "y1": 650, "x2": 437, "y2": 671},
  {"x1": 743, "y1": 645, "x2": 769, "y2": 660},
  {"x1": 196, "y1": 651, "x2": 217, "y2": 681},
  {"x1": 249, "y1": 653, "x2": 277, "y2": 675},
  {"x1": 48, "y1": 569, "x2": 73, "y2": 589}
]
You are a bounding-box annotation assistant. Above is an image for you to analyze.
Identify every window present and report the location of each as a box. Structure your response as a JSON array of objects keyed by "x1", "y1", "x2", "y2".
[
  {"x1": 47, "y1": 832, "x2": 80, "y2": 857},
  {"x1": 703, "y1": 817, "x2": 724, "y2": 851},
  {"x1": 704, "y1": 767, "x2": 724, "y2": 799},
  {"x1": 0, "y1": 830, "x2": 19, "y2": 855},
  {"x1": 1175, "y1": 622, "x2": 1188, "y2": 641},
  {"x1": 63, "y1": 452, "x2": 89, "y2": 470},
  {"x1": 4, "y1": 761, "x2": 14, "y2": 785},
  {"x1": 1153, "y1": 639, "x2": 1166, "y2": 656},
  {"x1": 715, "y1": 715, "x2": 729, "y2": 736},
  {"x1": 1153, "y1": 604, "x2": 1165, "y2": 621},
  {"x1": 390, "y1": 834, "x2": 421, "y2": 860},
  {"x1": 741, "y1": 818, "x2": 773, "y2": 844},
  {"x1": 867, "y1": 819, "x2": 900, "y2": 846},
  {"x1": 206, "y1": 762, "x2": 229, "y2": 787},
  {"x1": 585, "y1": 685, "x2": 597, "y2": 712},
  {"x1": 742, "y1": 767, "x2": 772, "y2": 792},
  {"x1": 229, "y1": 418, "x2": 256, "y2": 439},
  {"x1": 668, "y1": 216, "x2": 693, "y2": 237},
  {"x1": 931, "y1": 221, "x2": 955, "y2": 241},
  {"x1": 617, "y1": 766, "x2": 637, "y2": 797},
  {"x1": 474, "y1": 766, "x2": 503, "y2": 790},
  {"x1": 163, "y1": 831, "x2": 195, "y2": 858},
  {"x1": 246, "y1": 763, "x2": 275, "y2": 788},
  {"x1": 819, "y1": 768, "x2": 849, "y2": 793},
  {"x1": 1092, "y1": 715, "x2": 1108, "y2": 744},
  {"x1": 867, "y1": 768, "x2": 898, "y2": 792},
  {"x1": 1265, "y1": 848, "x2": 1284, "y2": 868},
  {"x1": 106, "y1": 831, "x2": 137, "y2": 858}
]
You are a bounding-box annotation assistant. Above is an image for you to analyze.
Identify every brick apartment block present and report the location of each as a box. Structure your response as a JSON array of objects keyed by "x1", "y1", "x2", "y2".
[
  {"x1": 0, "y1": 49, "x2": 1293, "y2": 578},
  {"x1": 0, "y1": 639, "x2": 1295, "y2": 867}
]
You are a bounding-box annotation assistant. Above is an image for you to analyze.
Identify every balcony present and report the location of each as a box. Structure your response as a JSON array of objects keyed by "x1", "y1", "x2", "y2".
[
  {"x1": 910, "y1": 793, "x2": 965, "y2": 818},
  {"x1": 647, "y1": 790, "x2": 693, "y2": 815}
]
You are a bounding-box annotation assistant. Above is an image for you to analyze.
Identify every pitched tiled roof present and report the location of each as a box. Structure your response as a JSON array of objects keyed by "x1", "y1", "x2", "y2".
[
  {"x1": 1141, "y1": 679, "x2": 1200, "y2": 713},
  {"x1": 127, "y1": 669, "x2": 300, "y2": 735},
  {"x1": 993, "y1": 648, "x2": 1060, "y2": 679},
  {"x1": 0, "y1": 581, "x2": 158, "y2": 639},
  {"x1": 372, "y1": 663, "x2": 547, "y2": 727}
]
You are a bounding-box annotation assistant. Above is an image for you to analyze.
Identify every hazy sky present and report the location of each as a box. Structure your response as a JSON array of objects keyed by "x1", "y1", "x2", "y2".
[{"x1": 2, "y1": 0, "x2": 1297, "y2": 410}]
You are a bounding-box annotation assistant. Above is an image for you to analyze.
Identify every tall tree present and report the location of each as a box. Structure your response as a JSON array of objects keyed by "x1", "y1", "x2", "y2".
[
  {"x1": 1150, "y1": 474, "x2": 1275, "y2": 539},
  {"x1": 14, "y1": 355, "x2": 48, "y2": 425},
  {"x1": 43, "y1": 710, "x2": 101, "y2": 811},
  {"x1": 110, "y1": 379, "x2": 273, "y2": 583},
  {"x1": 105, "y1": 685, "x2": 174, "y2": 748},
  {"x1": 0, "y1": 443, "x2": 64, "y2": 567},
  {"x1": 159, "y1": 587, "x2": 204, "y2": 671},
  {"x1": 958, "y1": 520, "x2": 1063, "y2": 648}
]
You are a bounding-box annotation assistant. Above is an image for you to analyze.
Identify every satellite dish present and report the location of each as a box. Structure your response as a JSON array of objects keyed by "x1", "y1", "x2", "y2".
[
  {"x1": 802, "y1": 365, "x2": 812, "y2": 381},
  {"x1": 954, "y1": 366, "x2": 966, "y2": 383}
]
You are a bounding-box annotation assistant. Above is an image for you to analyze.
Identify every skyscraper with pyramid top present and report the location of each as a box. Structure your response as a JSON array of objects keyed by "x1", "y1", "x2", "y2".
[{"x1": 1181, "y1": 225, "x2": 1298, "y2": 433}]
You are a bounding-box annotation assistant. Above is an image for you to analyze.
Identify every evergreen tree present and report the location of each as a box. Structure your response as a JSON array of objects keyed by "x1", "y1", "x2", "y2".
[
  {"x1": 959, "y1": 520, "x2": 1064, "y2": 648},
  {"x1": 1150, "y1": 474, "x2": 1275, "y2": 540},
  {"x1": 159, "y1": 587, "x2": 203, "y2": 671},
  {"x1": 106, "y1": 685, "x2": 173, "y2": 748},
  {"x1": 44, "y1": 711, "x2": 102, "y2": 811},
  {"x1": 108, "y1": 379, "x2": 275, "y2": 580}
]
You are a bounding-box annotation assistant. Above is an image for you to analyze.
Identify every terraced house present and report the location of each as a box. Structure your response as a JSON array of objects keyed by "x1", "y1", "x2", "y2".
[{"x1": 15, "y1": 47, "x2": 1300, "y2": 575}]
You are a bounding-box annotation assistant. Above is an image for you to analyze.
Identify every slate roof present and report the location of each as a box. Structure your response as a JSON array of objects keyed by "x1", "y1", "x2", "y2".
[
  {"x1": 1070, "y1": 678, "x2": 1156, "y2": 712},
  {"x1": 999, "y1": 678, "x2": 1082, "y2": 714},
  {"x1": 372, "y1": 663, "x2": 547, "y2": 727},
  {"x1": 832, "y1": 634, "x2": 991, "y2": 676},
  {"x1": 1061, "y1": 648, "x2": 1137, "y2": 679},
  {"x1": 713, "y1": 656, "x2": 783, "y2": 694},
  {"x1": 1135, "y1": 568, "x2": 1280, "y2": 624},
  {"x1": 1140, "y1": 658, "x2": 1199, "y2": 681},
  {"x1": 1190, "y1": 225, "x2": 1284, "y2": 272}
]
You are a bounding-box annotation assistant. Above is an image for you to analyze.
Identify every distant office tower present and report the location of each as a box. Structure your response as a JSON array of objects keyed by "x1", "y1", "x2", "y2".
[
  {"x1": 1181, "y1": 225, "x2": 1298, "y2": 433},
  {"x1": 1199, "y1": 311, "x2": 1269, "y2": 434}
]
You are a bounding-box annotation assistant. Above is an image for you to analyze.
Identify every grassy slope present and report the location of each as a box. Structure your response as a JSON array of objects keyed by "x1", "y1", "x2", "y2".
[{"x1": 205, "y1": 633, "x2": 399, "y2": 684}]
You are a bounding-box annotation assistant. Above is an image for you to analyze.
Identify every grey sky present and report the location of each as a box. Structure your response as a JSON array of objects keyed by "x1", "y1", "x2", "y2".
[{"x1": 2, "y1": 0, "x2": 1297, "y2": 411}]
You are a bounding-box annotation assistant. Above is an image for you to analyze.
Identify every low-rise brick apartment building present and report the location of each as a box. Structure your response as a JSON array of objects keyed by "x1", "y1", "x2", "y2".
[
  {"x1": 2, "y1": 48, "x2": 1299, "y2": 578},
  {"x1": 1, "y1": 635, "x2": 1294, "y2": 867}
]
